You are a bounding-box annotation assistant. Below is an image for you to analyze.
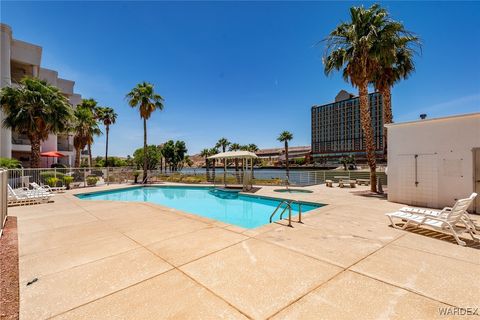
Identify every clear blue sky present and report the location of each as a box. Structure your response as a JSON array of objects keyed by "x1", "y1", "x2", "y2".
[{"x1": 2, "y1": 1, "x2": 479, "y2": 156}]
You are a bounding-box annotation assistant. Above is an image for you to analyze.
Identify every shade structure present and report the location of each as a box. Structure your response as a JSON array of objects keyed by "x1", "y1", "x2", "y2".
[
  {"x1": 40, "y1": 151, "x2": 66, "y2": 158},
  {"x1": 208, "y1": 151, "x2": 256, "y2": 191},
  {"x1": 208, "y1": 151, "x2": 257, "y2": 160}
]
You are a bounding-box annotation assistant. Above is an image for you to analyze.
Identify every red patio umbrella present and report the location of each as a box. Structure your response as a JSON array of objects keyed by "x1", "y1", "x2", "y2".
[{"x1": 40, "y1": 151, "x2": 66, "y2": 167}]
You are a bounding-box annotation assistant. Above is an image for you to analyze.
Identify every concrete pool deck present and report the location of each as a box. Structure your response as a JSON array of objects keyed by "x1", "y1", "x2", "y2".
[{"x1": 9, "y1": 183, "x2": 480, "y2": 319}]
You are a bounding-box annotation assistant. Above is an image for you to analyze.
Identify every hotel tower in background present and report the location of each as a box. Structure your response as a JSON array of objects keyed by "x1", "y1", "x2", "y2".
[
  {"x1": 0, "y1": 23, "x2": 82, "y2": 167},
  {"x1": 311, "y1": 90, "x2": 385, "y2": 164}
]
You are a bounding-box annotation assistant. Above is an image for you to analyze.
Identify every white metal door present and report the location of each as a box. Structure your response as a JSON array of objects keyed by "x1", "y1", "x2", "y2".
[{"x1": 396, "y1": 153, "x2": 438, "y2": 207}]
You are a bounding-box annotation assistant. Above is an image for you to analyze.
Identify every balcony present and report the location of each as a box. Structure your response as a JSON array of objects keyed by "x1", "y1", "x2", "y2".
[
  {"x1": 12, "y1": 132, "x2": 30, "y2": 145},
  {"x1": 10, "y1": 61, "x2": 34, "y2": 84},
  {"x1": 57, "y1": 140, "x2": 73, "y2": 151}
]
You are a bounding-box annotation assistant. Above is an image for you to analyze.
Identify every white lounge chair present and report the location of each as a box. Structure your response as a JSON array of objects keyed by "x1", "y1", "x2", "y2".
[
  {"x1": 15, "y1": 186, "x2": 51, "y2": 198},
  {"x1": 30, "y1": 182, "x2": 66, "y2": 193},
  {"x1": 7, "y1": 184, "x2": 53, "y2": 206},
  {"x1": 386, "y1": 193, "x2": 478, "y2": 246},
  {"x1": 398, "y1": 193, "x2": 479, "y2": 234}
]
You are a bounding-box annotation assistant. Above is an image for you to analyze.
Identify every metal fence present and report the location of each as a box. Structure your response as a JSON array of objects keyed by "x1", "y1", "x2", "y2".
[
  {"x1": 159, "y1": 169, "x2": 387, "y2": 186},
  {"x1": 7, "y1": 167, "x2": 138, "y2": 189},
  {"x1": 6, "y1": 167, "x2": 387, "y2": 190},
  {"x1": 0, "y1": 169, "x2": 8, "y2": 237}
]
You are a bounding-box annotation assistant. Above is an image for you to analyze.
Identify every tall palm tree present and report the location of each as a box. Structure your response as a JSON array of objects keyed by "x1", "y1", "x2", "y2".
[
  {"x1": 277, "y1": 131, "x2": 293, "y2": 178},
  {"x1": 238, "y1": 144, "x2": 259, "y2": 172},
  {"x1": 157, "y1": 144, "x2": 165, "y2": 173},
  {"x1": 246, "y1": 144, "x2": 259, "y2": 179},
  {"x1": 239, "y1": 144, "x2": 259, "y2": 153},
  {"x1": 209, "y1": 147, "x2": 219, "y2": 182},
  {"x1": 0, "y1": 77, "x2": 73, "y2": 167},
  {"x1": 200, "y1": 148, "x2": 210, "y2": 180},
  {"x1": 76, "y1": 98, "x2": 100, "y2": 166},
  {"x1": 229, "y1": 143, "x2": 241, "y2": 171},
  {"x1": 73, "y1": 107, "x2": 101, "y2": 167},
  {"x1": 246, "y1": 144, "x2": 259, "y2": 153},
  {"x1": 126, "y1": 82, "x2": 164, "y2": 183},
  {"x1": 324, "y1": 4, "x2": 392, "y2": 192},
  {"x1": 216, "y1": 137, "x2": 230, "y2": 171},
  {"x1": 372, "y1": 38, "x2": 419, "y2": 157},
  {"x1": 97, "y1": 107, "x2": 118, "y2": 166},
  {"x1": 216, "y1": 137, "x2": 230, "y2": 153}
]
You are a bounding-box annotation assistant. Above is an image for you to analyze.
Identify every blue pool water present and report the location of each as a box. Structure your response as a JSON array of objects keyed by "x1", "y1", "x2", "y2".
[{"x1": 76, "y1": 186, "x2": 323, "y2": 228}]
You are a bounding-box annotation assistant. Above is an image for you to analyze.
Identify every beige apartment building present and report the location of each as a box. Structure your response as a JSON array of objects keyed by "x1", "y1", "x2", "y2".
[{"x1": 0, "y1": 23, "x2": 82, "y2": 167}]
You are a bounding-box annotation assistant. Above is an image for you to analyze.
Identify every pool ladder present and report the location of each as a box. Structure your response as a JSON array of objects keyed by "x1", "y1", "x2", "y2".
[{"x1": 269, "y1": 200, "x2": 303, "y2": 228}]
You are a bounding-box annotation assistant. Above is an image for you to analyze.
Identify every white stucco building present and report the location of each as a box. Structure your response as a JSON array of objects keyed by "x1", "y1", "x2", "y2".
[
  {"x1": 0, "y1": 23, "x2": 82, "y2": 167},
  {"x1": 386, "y1": 113, "x2": 480, "y2": 213}
]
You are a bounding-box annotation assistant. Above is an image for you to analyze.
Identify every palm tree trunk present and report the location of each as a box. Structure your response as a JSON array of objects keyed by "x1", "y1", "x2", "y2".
[
  {"x1": 222, "y1": 146, "x2": 227, "y2": 167},
  {"x1": 30, "y1": 136, "x2": 41, "y2": 168},
  {"x1": 212, "y1": 159, "x2": 216, "y2": 182},
  {"x1": 74, "y1": 147, "x2": 81, "y2": 168},
  {"x1": 381, "y1": 88, "x2": 392, "y2": 160},
  {"x1": 87, "y1": 143, "x2": 92, "y2": 167},
  {"x1": 285, "y1": 141, "x2": 289, "y2": 178},
  {"x1": 105, "y1": 126, "x2": 109, "y2": 167},
  {"x1": 359, "y1": 81, "x2": 377, "y2": 192},
  {"x1": 205, "y1": 157, "x2": 209, "y2": 181},
  {"x1": 234, "y1": 159, "x2": 239, "y2": 183},
  {"x1": 143, "y1": 118, "x2": 148, "y2": 183}
]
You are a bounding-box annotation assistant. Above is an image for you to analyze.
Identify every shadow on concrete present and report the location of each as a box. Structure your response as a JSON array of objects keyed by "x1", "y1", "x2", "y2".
[{"x1": 389, "y1": 224, "x2": 480, "y2": 249}]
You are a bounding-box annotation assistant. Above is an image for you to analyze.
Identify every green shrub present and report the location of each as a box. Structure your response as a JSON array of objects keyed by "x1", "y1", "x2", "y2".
[
  {"x1": 182, "y1": 176, "x2": 203, "y2": 183},
  {"x1": 252, "y1": 178, "x2": 283, "y2": 185},
  {"x1": 0, "y1": 157, "x2": 22, "y2": 169},
  {"x1": 45, "y1": 177, "x2": 60, "y2": 187},
  {"x1": 86, "y1": 176, "x2": 99, "y2": 186},
  {"x1": 133, "y1": 170, "x2": 142, "y2": 183},
  {"x1": 39, "y1": 171, "x2": 66, "y2": 183},
  {"x1": 95, "y1": 157, "x2": 128, "y2": 167},
  {"x1": 294, "y1": 158, "x2": 306, "y2": 166},
  {"x1": 63, "y1": 176, "x2": 74, "y2": 189},
  {"x1": 63, "y1": 176, "x2": 74, "y2": 184}
]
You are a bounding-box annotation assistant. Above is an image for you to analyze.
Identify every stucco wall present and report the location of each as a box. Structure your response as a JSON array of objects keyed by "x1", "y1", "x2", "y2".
[
  {"x1": 387, "y1": 113, "x2": 480, "y2": 210},
  {"x1": 57, "y1": 78, "x2": 74, "y2": 95},
  {"x1": 39, "y1": 68, "x2": 58, "y2": 86},
  {"x1": 11, "y1": 39, "x2": 42, "y2": 66}
]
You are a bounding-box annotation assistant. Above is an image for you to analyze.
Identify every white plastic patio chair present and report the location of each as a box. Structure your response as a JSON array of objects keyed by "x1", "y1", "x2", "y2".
[
  {"x1": 398, "y1": 193, "x2": 479, "y2": 234},
  {"x1": 7, "y1": 184, "x2": 52, "y2": 206},
  {"x1": 15, "y1": 185, "x2": 52, "y2": 198},
  {"x1": 30, "y1": 182, "x2": 66, "y2": 193},
  {"x1": 386, "y1": 193, "x2": 478, "y2": 246},
  {"x1": 7, "y1": 185, "x2": 32, "y2": 205}
]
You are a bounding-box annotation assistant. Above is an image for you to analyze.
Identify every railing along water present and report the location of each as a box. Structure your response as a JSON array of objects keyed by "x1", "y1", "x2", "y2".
[{"x1": 6, "y1": 167, "x2": 387, "y2": 190}]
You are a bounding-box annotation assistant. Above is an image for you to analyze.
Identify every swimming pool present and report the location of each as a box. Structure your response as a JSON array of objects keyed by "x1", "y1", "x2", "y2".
[{"x1": 76, "y1": 186, "x2": 323, "y2": 228}]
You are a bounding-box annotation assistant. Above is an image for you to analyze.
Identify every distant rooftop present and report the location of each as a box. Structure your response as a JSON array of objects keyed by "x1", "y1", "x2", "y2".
[
  {"x1": 256, "y1": 146, "x2": 311, "y2": 156},
  {"x1": 312, "y1": 90, "x2": 381, "y2": 109},
  {"x1": 385, "y1": 112, "x2": 480, "y2": 128}
]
